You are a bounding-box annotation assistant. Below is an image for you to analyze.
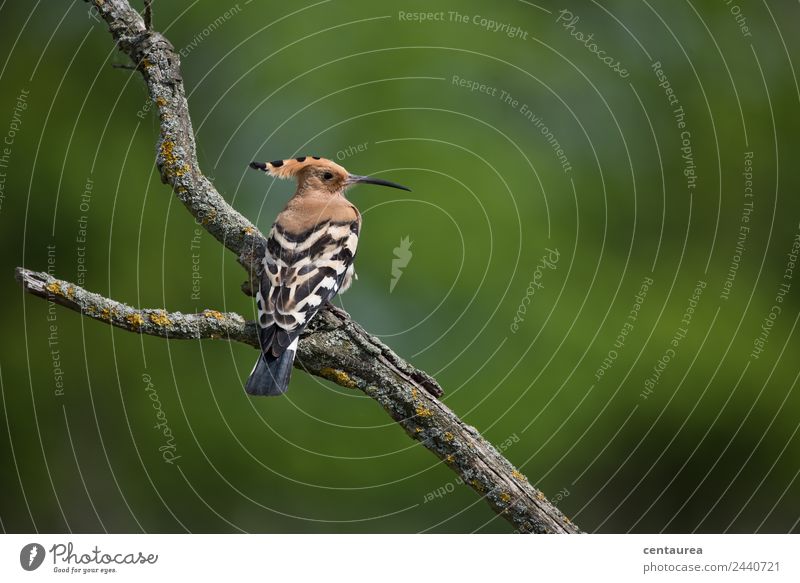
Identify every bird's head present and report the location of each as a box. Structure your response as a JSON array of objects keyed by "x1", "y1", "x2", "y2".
[{"x1": 250, "y1": 156, "x2": 411, "y2": 196}]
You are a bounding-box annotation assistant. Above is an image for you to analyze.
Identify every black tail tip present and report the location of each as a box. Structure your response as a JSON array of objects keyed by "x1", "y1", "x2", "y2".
[
  {"x1": 245, "y1": 353, "x2": 292, "y2": 397},
  {"x1": 249, "y1": 161, "x2": 267, "y2": 171}
]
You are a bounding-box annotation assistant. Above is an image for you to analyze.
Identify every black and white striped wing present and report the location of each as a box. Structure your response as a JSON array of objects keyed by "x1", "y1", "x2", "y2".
[{"x1": 256, "y1": 220, "x2": 359, "y2": 358}]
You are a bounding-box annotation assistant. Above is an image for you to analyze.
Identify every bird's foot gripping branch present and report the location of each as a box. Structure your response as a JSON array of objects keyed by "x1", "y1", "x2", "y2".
[{"x1": 13, "y1": 0, "x2": 581, "y2": 534}]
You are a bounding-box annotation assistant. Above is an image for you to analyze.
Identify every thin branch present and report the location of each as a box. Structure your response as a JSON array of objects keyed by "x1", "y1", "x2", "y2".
[
  {"x1": 16, "y1": 0, "x2": 584, "y2": 533},
  {"x1": 15, "y1": 268, "x2": 257, "y2": 346},
  {"x1": 143, "y1": 0, "x2": 153, "y2": 30}
]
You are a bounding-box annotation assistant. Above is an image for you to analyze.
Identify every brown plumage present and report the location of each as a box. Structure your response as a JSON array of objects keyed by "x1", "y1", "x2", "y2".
[{"x1": 245, "y1": 156, "x2": 411, "y2": 396}]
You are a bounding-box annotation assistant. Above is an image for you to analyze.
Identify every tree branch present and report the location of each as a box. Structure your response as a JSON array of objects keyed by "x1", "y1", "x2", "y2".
[
  {"x1": 15, "y1": 0, "x2": 582, "y2": 533},
  {"x1": 15, "y1": 267, "x2": 257, "y2": 346},
  {"x1": 16, "y1": 267, "x2": 577, "y2": 533},
  {"x1": 85, "y1": 0, "x2": 265, "y2": 280}
]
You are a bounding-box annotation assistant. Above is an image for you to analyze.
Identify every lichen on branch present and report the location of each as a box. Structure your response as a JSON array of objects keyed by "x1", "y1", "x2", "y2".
[{"x1": 13, "y1": 0, "x2": 584, "y2": 534}]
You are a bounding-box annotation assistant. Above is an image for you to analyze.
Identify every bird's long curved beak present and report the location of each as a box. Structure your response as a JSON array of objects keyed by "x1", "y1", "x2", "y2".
[{"x1": 346, "y1": 174, "x2": 411, "y2": 192}]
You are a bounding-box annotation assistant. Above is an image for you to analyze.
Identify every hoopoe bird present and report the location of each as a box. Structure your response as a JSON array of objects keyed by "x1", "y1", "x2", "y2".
[{"x1": 246, "y1": 156, "x2": 410, "y2": 396}]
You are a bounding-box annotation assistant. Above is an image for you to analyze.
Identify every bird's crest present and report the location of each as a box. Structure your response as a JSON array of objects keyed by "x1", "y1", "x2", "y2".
[{"x1": 249, "y1": 156, "x2": 346, "y2": 180}]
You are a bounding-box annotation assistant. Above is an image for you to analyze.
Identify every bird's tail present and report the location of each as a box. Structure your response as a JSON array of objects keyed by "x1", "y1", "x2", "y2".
[{"x1": 245, "y1": 350, "x2": 295, "y2": 396}]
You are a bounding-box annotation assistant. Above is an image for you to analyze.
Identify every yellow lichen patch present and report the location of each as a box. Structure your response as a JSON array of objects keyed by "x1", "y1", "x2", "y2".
[
  {"x1": 66, "y1": 286, "x2": 75, "y2": 299},
  {"x1": 45, "y1": 282, "x2": 61, "y2": 296},
  {"x1": 445, "y1": 454, "x2": 454, "y2": 463},
  {"x1": 243, "y1": 226, "x2": 255, "y2": 236},
  {"x1": 142, "y1": 58, "x2": 152, "y2": 69},
  {"x1": 155, "y1": 97, "x2": 167, "y2": 108},
  {"x1": 499, "y1": 492, "x2": 511, "y2": 503},
  {"x1": 320, "y1": 367, "x2": 357, "y2": 388},
  {"x1": 444, "y1": 431, "x2": 454, "y2": 442},
  {"x1": 411, "y1": 387, "x2": 418, "y2": 399},
  {"x1": 511, "y1": 470, "x2": 527, "y2": 481},
  {"x1": 201, "y1": 210, "x2": 217, "y2": 225},
  {"x1": 149, "y1": 310, "x2": 172, "y2": 327},
  {"x1": 536, "y1": 491, "x2": 546, "y2": 501},
  {"x1": 415, "y1": 404, "x2": 433, "y2": 418},
  {"x1": 203, "y1": 309, "x2": 224, "y2": 321},
  {"x1": 100, "y1": 308, "x2": 112, "y2": 321},
  {"x1": 470, "y1": 479, "x2": 484, "y2": 493},
  {"x1": 127, "y1": 313, "x2": 145, "y2": 329},
  {"x1": 160, "y1": 139, "x2": 178, "y2": 169},
  {"x1": 414, "y1": 427, "x2": 422, "y2": 434}
]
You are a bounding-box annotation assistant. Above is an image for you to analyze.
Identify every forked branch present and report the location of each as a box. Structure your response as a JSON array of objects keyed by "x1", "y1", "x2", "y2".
[{"x1": 14, "y1": 0, "x2": 581, "y2": 534}]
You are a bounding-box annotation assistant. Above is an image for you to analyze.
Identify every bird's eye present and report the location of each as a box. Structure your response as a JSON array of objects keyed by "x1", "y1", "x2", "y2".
[{"x1": 323, "y1": 171, "x2": 334, "y2": 180}]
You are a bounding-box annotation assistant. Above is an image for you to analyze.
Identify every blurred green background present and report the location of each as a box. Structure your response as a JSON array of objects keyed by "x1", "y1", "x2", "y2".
[{"x1": 1, "y1": 0, "x2": 799, "y2": 533}]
